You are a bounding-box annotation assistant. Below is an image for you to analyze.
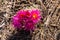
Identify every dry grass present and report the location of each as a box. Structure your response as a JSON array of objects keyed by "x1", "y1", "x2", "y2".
[{"x1": 0, "y1": 0, "x2": 60, "y2": 40}]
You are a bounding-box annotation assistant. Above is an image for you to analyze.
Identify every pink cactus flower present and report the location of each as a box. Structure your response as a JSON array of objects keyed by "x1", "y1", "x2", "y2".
[{"x1": 12, "y1": 9, "x2": 41, "y2": 31}]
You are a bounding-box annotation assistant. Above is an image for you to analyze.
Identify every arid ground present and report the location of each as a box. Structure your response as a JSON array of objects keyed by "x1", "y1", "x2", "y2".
[{"x1": 0, "y1": 0, "x2": 60, "y2": 40}]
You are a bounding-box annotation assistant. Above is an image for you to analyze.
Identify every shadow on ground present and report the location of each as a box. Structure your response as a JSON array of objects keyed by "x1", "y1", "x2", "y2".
[
  {"x1": 56, "y1": 33, "x2": 60, "y2": 40},
  {"x1": 8, "y1": 30, "x2": 32, "y2": 40}
]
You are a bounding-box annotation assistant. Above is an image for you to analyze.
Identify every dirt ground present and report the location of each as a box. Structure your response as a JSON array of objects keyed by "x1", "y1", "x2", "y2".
[{"x1": 0, "y1": 0, "x2": 60, "y2": 40}]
